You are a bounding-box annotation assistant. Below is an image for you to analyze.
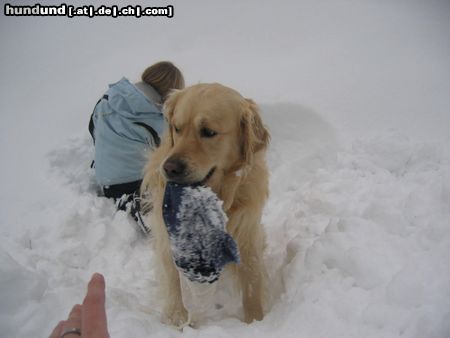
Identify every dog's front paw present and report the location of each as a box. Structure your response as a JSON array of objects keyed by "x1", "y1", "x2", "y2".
[
  {"x1": 244, "y1": 304, "x2": 264, "y2": 323},
  {"x1": 163, "y1": 305, "x2": 189, "y2": 328}
]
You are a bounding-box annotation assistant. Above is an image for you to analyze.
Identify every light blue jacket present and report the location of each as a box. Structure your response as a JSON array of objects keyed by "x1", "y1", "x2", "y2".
[{"x1": 93, "y1": 77, "x2": 165, "y2": 186}]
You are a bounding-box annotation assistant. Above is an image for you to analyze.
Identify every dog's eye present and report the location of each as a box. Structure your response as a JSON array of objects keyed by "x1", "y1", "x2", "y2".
[
  {"x1": 200, "y1": 127, "x2": 217, "y2": 138},
  {"x1": 173, "y1": 126, "x2": 180, "y2": 134}
]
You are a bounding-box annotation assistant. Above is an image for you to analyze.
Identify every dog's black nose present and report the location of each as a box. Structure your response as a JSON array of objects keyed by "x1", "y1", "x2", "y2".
[{"x1": 163, "y1": 158, "x2": 187, "y2": 180}]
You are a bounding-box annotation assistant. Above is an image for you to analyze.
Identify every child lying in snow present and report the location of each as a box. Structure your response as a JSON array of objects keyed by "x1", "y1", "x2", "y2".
[{"x1": 88, "y1": 61, "x2": 185, "y2": 233}]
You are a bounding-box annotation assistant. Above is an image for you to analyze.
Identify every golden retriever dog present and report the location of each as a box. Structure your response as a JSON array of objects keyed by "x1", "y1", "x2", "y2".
[{"x1": 141, "y1": 83, "x2": 270, "y2": 326}]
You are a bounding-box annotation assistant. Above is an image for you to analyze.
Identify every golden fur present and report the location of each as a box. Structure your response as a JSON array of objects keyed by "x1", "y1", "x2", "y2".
[{"x1": 141, "y1": 83, "x2": 270, "y2": 325}]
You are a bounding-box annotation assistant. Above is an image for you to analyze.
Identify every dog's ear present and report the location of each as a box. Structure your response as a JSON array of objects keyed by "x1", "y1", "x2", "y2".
[
  {"x1": 163, "y1": 89, "x2": 183, "y2": 146},
  {"x1": 241, "y1": 98, "x2": 270, "y2": 166}
]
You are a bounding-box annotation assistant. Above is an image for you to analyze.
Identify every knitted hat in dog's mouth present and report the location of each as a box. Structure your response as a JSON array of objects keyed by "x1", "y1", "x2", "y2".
[{"x1": 163, "y1": 181, "x2": 240, "y2": 283}]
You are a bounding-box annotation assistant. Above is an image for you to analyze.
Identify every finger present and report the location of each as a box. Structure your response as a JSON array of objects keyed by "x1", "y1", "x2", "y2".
[
  {"x1": 63, "y1": 304, "x2": 82, "y2": 328},
  {"x1": 49, "y1": 303, "x2": 82, "y2": 338},
  {"x1": 49, "y1": 320, "x2": 64, "y2": 338},
  {"x1": 82, "y1": 273, "x2": 109, "y2": 338},
  {"x1": 59, "y1": 304, "x2": 82, "y2": 337},
  {"x1": 68, "y1": 304, "x2": 82, "y2": 321}
]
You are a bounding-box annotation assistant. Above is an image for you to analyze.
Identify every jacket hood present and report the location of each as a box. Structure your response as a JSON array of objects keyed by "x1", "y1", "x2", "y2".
[{"x1": 107, "y1": 77, "x2": 162, "y2": 120}]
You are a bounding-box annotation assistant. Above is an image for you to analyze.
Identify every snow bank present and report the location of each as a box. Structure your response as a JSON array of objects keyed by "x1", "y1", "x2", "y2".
[
  {"x1": 1, "y1": 106, "x2": 449, "y2": 337},
  {"x1": 263, "y1": 127, "x2": 450, "y2": 337},
  {"x1": 1, "y1": 0, "x2": 449, "y2": 336}
]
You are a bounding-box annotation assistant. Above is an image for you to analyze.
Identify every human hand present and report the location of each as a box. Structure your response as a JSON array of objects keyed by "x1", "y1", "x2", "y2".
[{"x1": 50, "y1": 273, "x2": 109, "y2": 338}]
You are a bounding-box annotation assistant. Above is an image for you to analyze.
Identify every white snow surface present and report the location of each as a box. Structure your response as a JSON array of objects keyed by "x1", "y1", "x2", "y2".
[{"x1": 1, "y1": 0, "x2": 450, "y2": 337}]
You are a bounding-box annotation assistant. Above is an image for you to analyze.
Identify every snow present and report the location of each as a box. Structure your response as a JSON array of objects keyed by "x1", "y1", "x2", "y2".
[{"x1": 1, "y1": 0, "x2": 450, "y2": 337}]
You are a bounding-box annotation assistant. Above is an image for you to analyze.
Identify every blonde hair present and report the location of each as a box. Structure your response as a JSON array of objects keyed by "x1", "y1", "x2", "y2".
[{"x1": 141, "y1": 61, "x2": 185, "y2": 101}]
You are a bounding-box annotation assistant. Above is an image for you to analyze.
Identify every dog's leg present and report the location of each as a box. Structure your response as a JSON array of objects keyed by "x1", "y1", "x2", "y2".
[
  {"x1": 238, "y1": 242, "x2": 265, "y2": 323},
  {"x1": 230, "y1": 214, "x2": 266, "y2": 323},
  {"x1": 151, "y1": 208, "x2": 188, "y2": 327},
  {"x1": 156, "y1": 245, "x2": 188, "y2": 327}
]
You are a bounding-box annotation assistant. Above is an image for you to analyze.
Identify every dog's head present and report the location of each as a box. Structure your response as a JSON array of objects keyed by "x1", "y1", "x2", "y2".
[{"x1": 160, "y1": 83, "x2": 269, "y2": 186}]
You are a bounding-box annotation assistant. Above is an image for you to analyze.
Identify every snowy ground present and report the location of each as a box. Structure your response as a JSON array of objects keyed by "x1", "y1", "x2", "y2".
[{"x1": 1, "y1": 1, "x2": 450, "y2": 337}]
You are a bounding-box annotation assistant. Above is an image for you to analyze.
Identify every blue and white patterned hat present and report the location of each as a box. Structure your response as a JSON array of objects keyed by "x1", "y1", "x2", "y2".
[{"x1": 163, "y1": 182, "x2": 240, "y2": 283}]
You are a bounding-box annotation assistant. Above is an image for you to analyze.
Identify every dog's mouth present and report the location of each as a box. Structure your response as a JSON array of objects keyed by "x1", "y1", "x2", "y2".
[
  {"x1": 198, "y1": 167, "x2": 216, "y2": 186},
  {"x1": 164, "y1": 162, "x2": 216, "y2": 186}
]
